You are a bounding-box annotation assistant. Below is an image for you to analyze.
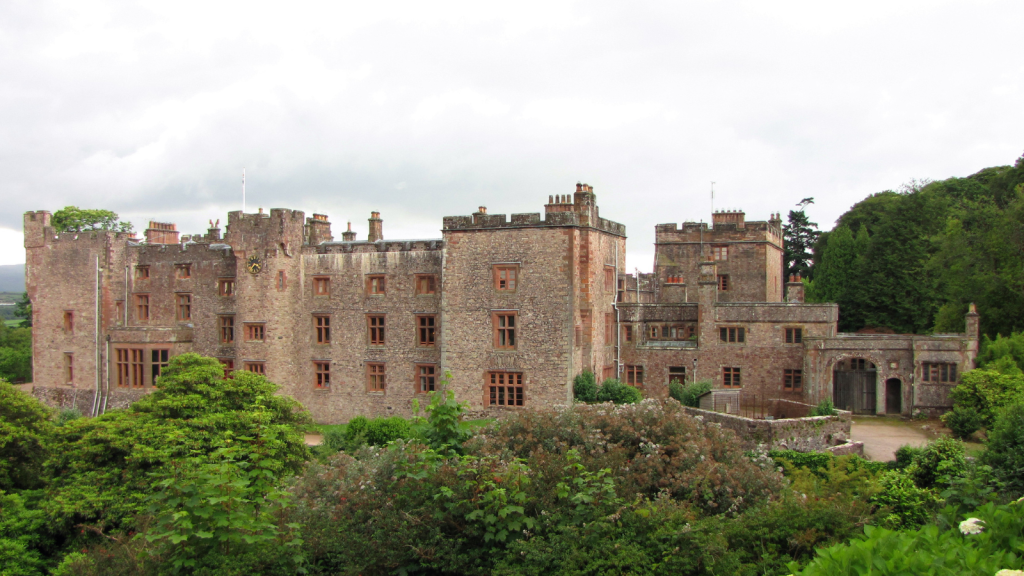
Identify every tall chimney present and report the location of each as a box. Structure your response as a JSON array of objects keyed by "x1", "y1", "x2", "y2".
[
  {"x1": 342, "y1": 221, "x2": 356, "y2": 241},
  {"x1": 367, "y1": 211, "x2": 383, "y2": 242}
]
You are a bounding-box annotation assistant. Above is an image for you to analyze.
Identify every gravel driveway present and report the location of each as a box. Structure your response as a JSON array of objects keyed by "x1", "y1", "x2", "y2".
[{"x1": 851, "y1": 417, "x2": 932, "y2": 462}]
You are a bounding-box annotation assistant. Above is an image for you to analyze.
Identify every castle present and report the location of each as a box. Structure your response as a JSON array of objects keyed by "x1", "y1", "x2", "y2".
[{"x1": 24, "y1": 184, "x2": 978, "y2": 422}]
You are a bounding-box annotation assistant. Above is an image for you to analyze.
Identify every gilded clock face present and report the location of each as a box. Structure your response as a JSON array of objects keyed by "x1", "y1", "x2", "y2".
[{"x1": 246, "y1": 255, "x2": 263, "y2": 274}]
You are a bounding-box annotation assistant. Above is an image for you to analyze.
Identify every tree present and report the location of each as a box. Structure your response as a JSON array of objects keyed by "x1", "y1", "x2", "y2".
[
  {"x1": 43, "y1": 353, "x2": 312, "y2": 532},
  {"x1": 13, "y1": 292, "x2": 30, "y2": 327},
  {"x1": 0, "y1": 322, "x2": 32, "y2": 383},
  {"x1": 783, "y1": 199, "x2": 821, "y2": 280},
  {"x1": 51, "y1": 206, "x2": 134, "y2": 234},
  {"x1": 0, "y1": 378, "x2": 53, "y2": 491}
]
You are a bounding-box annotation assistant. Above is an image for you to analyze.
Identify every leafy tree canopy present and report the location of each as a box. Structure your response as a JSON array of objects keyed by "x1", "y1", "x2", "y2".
[
  {"x1": 51, "y1": 206, "x2": 134, "y2": 234},
  {"x1": 808, "y1": 154, "x2": 1024, "y2": 336},
  {"x1": 43, "y1": 353, "x2": 312, "y2": 532},
  {"x1": 0, "y1": 378, "x2": 53, "y2": 491}
]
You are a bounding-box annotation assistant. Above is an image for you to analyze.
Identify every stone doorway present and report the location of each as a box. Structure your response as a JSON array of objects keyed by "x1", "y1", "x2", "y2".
[
  {"x1": 833, "y1": 358, "x2": 877, "y2": 414},
  {"x1": 885, "y1": 378, "x2": 902, "y2": 415}
]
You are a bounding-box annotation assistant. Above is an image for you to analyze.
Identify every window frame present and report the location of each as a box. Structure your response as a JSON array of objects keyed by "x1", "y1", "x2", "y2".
[
  {"x1": 625, "y1": 365, "x2": 644, "y2": 386},
  {"x1": 492, "y1": 311, "x2": 517, "y2": 350},
  {"x1": 151, "y1": 349, "x2": 170, "y2": 383},
  {"x1": 783, "y1": 368, "x2": 802, "y2": 391},
  {"x1": 314, "y1": 314, "x2": 331, "y2": 344},
  {"x1": 314, "y1": 361, "x2": 330, "y2": 389},
  {"x1": 135, "y1": 265, "x2": 150, "y2": 280},
  {"x1": 64, "y1": 353, "x2": 74, "y2": 384},
  {"x1": 921, "y1": 362, "x2": 958, "y2": 383},
  {"x1": 623, "y1": 324, "x2": 633, "y2": 342},
  {"x1": 415, "y1": 364, "x2": 436, "y2": 393},
  {"x1": 244, "y1": 322, "x2": 266, "y2": 342},
  {"x1": 135, "y1": 294, "x2": 150, "y2": 321},
  {"x1": 417, "y1": 314, "x2": 436, "y2": 347},
  {"x1": 367, "y1": 314, "x2": 386, "y2": 346},
  {"x1": 366, "y1": 362, "x2": 386, "y2": 392},
  {"x1": 415, "y1": 274, "x2": 437, "y2": 295},
  {"x1": 218, "y1": 278, "x2": 235, "y2": 297},
  {"x1": 493, "y1": 264, "x2": 519, "y2": 292},
  {"x1": 176, "y1": 293, "x2": 192, "y2": 321},
  {"x1": 723, "y1": 367, "x2": 742, "y2": 389},
  {"x1": 63, "y1": 310, "x2": 74, "y2": 333},
  {"x1": 130, "y1": 348, "x2": 145, "y2": 388},
  {"x1": 366, "y1": 274, "x2": 386, "y2": 295},
  {"x1": 244, "y1": 361, "x2": 266, "y2": 375},
  {"x1": 605, "y1": 313, "x2": 614, "y2": 345},
  {"x1": 219, "y1": 358, "x2": 234, "y2": 380},
  {"x1": 174, "y1": 263, "x2": 191, "y2": 279},
  {"x1": 276, "y1": 270, "x2": 287, "y2": 291},
  {"x1": 785, "y1": 327, "x2": 803, "y2": 344},
  {"x1": 712, "y1": 246, "x2": 729, "y2": 261},
  {"x1": 719, "y1": 326, "x2": 746, "y2": 344},
  {"x1": 669, "y1": 366, "x2": 687, "y2": 385},
  {"x1": 604, "y1": 266, "x2": 615, "y2": 290},
  {"x1": 218, "y1": 315, "x2": 235, "y2": 344},
  {"x1": 717, "y1": 274, "x2": 729, "y2": 291},
  {"x1": 486, "y1": 371, "x2": 524, "y2": 407},
  {"x1": 313, "y1": 276, "x2": 331, "y2": 297}
]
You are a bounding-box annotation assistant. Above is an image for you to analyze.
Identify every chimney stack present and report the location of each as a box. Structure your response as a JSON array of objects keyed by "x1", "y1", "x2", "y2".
[
  {"x1": 367, "y1": 211, "x2": 383, "y2": 242},
  {"x1": 786, "y1": 274, "x2": 805, "y2": 303},
  {"x1": 342, "y1": 221, "x2": 356, "y2": 241}
]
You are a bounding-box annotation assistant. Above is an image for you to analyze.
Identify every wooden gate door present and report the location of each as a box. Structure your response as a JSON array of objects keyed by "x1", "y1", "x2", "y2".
[{"x1": 833, "y1": 369, "x2": 877, "y2": 414}]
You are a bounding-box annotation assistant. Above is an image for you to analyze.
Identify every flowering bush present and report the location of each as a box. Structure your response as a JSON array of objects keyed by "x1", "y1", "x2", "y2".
[{"x1": 467, "y1": 399, "x2": 783, "y2": 515}]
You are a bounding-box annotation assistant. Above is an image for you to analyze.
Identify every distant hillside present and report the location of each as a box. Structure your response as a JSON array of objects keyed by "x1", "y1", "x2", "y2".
[{"x1": 0, "y1": 264, "x2": 25, "y2": 293}]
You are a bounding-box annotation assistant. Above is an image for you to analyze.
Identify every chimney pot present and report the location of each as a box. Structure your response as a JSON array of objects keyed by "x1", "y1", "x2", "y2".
[{"x1": 478, "y1": 206, "x2": 487, "y2": 214}]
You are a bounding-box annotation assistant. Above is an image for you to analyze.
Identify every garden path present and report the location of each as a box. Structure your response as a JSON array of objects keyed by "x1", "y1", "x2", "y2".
[{"x1": 851, "y1": 417, "x2": 931, "y2": 461}]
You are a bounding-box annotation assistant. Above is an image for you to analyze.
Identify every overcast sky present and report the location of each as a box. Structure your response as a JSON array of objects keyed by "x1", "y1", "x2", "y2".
[{"x1": 1, "y1": 0, "x2": 1022, "y2": 271}]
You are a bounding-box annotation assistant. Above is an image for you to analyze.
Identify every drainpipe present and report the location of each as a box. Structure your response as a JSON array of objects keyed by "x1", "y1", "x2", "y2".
[
  {"x1": 91, "y1": 256, "x2": 101, "y2": 417},
  {"x1": 123, "y1": 265, "x2": 129, "y2": 325},
  {"x1": 102, "y1": 338, "x2": 110, "y2": 414},
  {"x1": 613, "y1": 247, "x2": 621, "y2": 379}
]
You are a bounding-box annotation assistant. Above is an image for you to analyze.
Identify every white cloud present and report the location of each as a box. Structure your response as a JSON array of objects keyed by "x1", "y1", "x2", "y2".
[{"x1": 1, "y1": 0, "x2": 1021, "y2": 271}]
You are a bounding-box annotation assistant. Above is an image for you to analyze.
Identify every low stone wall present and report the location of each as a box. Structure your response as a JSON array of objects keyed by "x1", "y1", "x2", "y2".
[
  {"x1": 32, "y1": 385, "x2": 151, "y2": 415},
  {"x1": 827, "y1": 441, "x2": 865, "y2": 457},
  {"x1": 683, "y1": 406, "x2": 852, "y2": 452}
]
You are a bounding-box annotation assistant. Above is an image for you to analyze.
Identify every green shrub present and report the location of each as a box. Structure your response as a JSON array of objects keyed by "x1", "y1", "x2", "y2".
[
  {"x1": 669, "y1": 379, "x2": 712, "y2": 407},
  {"x1": 942, "y1": 405, "x2": 983, "y2": 439},
  {"x1": 364, "y1": 416, "x2": 412, "y2": 447},
  {"x1": 418, "y1": 387, "x2": 473, "y2": 455},
  {"x1": 809, "y1": 399, "x2": 838, "y2": 416},
  {"x1": 792, "y1": 499, "x2": 1024, "y2": 575},
  {"x1": 595, "y1": 378, "x2": 642, "y2": 404},
  {"x1": 572, "y1": 370, "x2": 598, "y2": 403},
  {"x1": 983, "y1": 401, "x2": 1024, "y2": 494},
  {"x1": 55, "y1": 407, "x2": 83, "y2": 427},
  {"x1": 870, "y1": 470, "x2": 936, "y2": 529},
  {"x1": 948, "y1": 369, "x2": 1024, "y2": 427},
  {"x1": 769, "y1": 449, "x2": 835, "y2": 474},
  {"x1": 910, "y1": 436, "x2": 967, "y2": 489},
  {"x1": 893, "y1": 444, "x2": 923, "y2": 469}
]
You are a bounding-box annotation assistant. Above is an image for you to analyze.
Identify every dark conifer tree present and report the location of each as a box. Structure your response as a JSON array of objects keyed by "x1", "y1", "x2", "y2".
[{"x1": 783, "y1": 199, "x2": 821, "y2": 280}]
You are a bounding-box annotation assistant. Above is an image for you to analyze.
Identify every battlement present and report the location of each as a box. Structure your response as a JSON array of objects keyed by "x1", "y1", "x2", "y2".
[
  {"x1": 223, "y1": 208, "x2": 308, "y2": 248},
  {"x1": 655, "y1": 212, "x2": 782, "y2": 246},
  {"x1": 319, "y1": 238, "x2": 444, "y2": 253}
]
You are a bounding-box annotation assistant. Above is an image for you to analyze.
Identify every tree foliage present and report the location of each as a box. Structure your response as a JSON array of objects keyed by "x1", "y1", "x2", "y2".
[
  {"x1": 43, "y1": 353, "x2": 311, "y2": 532},
  {"x1": 783, "y1": 205, "x2": 821, "y2": 280},
  {"x1": 0, "y1": 322, "x2": 32, "y2": 383},
  {"x1": 0, "y1": 379, "x2": 53, "y2": 491},
  {"x1": 808, "y1": 155, "x2": 1024, "y2": 336},
  {"x1": 51, "y1": 206, "x2": 134, "y2": 234}
]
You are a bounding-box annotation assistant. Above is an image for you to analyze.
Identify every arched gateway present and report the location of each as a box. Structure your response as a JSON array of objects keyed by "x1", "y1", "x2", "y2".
[{"x1": 833, "y1": 358, "x2": 877, "y2": 414}]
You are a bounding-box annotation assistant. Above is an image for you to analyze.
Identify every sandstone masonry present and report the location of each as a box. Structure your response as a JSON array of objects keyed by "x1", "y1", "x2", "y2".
[{"x1": 24, "y1": 184, "x2": 977, "y2": 421}]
